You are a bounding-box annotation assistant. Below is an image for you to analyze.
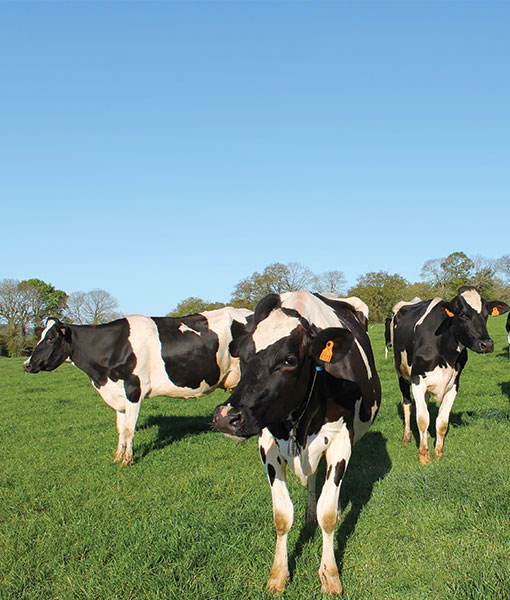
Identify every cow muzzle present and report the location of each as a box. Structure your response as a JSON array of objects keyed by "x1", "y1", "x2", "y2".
[
  {"x1": 23, "y1": 360, "x2": 33, "y2": 372},
  {"x1": 212, "y1": 403, "x2": 245, "y2": 437},
  {"x1": 476, "y1": 339, "x2": 494, "y2": 353}
]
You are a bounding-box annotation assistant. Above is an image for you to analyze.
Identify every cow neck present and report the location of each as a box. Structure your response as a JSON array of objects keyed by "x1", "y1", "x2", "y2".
[{"x1": 286, "y1": 365, "x2": 322, "y2": 456}]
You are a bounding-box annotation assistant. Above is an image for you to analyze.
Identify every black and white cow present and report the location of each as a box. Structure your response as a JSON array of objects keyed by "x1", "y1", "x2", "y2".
[
  {"x1": 506, "y1": 312, "x2": 510, "y2": 351},
  {"x1": 391, "y1": 286, "x2": 509, "y2": 464},
  {"x1": 24, "y1": 307, "x2": 252, "y2": 465},
  {"x1": 212, "y1": 291, "x2": 381, "y2": 595}
]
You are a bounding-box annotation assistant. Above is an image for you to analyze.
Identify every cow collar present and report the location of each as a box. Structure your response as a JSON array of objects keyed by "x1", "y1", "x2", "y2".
[{"x1": 286, "y1": 365, "x2": 323, "y2": 456}]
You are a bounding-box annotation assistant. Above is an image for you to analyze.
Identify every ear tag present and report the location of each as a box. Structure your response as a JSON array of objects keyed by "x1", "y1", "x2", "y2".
[
  {"x1": 491, "y1": 307, "x2": 500, "y2": 316},
  {"x1": 60, "y1": 328, "x2": 66, "y2": 335},
  {"x1": 319, "y1": 340, "x2": 334, "y2": 363},
  {"x1": 444, "y1": 308, "x2": 455, "y2": 318}
]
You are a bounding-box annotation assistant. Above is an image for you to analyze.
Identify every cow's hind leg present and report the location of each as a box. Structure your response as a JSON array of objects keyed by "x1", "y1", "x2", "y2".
[
  {"x1": 306, "y1": 472, "x2": 317, "y2": 525},
  {"x1": 259, "y1": 434, "x2": 293, "y2": 595},
  {"x1": 411, "y1": 380, "x2": 430, "y2": 464},
  {"x1": 317, "y1": 424, "x2": 351, "y2": 595},
  {"x1": 399, "y1": 377, "x2": 412, "y2": 445}
]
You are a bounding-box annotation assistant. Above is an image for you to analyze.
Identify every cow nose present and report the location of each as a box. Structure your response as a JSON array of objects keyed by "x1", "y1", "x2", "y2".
[
  {"x1": 478, "y1": 339, "x2": 494, "y2": 353},
  {"x1": 23, "y1": 361, "x2": 32, "y2": 372},
  {"x1": 213, "y1": 404, "x2": 243, "y2": 434}
]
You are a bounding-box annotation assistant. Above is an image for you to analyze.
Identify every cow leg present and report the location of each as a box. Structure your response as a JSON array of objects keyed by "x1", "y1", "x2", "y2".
[
  {"x1": 411, "y1": 381, "x2": 430, "y2": 465},
  {"x1": 259, "y1": 435, "x2": 293, "y2": 595},
  {"x1": 306, "y1": 472, "x2": 317, "y2": 525},
  {"x1": 113, "y1": 410, "x2": 126, "y2": 463},
  {"x1": 121, "y1": 399, "x2": 142, "y2": 466},
  {"x1": 434, "y1": 386, "x2": 457, "y2": 459},
  {"x1": 316, "y1": 425, "x2": 351, "y2": 595},
  {"x1": 399, "y1": 377, "x2": 412, "y2": 445}
]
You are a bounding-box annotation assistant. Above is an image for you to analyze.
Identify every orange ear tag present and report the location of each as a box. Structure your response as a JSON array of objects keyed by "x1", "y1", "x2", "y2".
[
  {"x1": 444, "y1": 308, "x2": 455, "y2": 318},
  {"x1": 319, "y1": 340, "x2": 334, "y2": 363},
  {"x1": 491, "y1": 307, "x2": 500, "y2": 317},
  {"x1": 60, "y1": 328, "x2": 66, "y2": 335}
]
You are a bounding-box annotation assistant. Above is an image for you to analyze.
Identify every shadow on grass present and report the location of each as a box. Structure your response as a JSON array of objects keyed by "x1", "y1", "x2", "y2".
[
  {"x1": 499, "y1": 381, "x2": 510, "y2": 400},
  {"x1": 288, "y1": 431, "x2": 392, "y2": 580},
  {"x1": 135, "y1": 414, "x2": 212, "y2": 461}
]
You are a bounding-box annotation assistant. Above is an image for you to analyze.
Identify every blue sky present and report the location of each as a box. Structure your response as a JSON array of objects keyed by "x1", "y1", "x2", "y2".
[{"x1": 1, "y1": 1, "x2": 509, "y2": 316}]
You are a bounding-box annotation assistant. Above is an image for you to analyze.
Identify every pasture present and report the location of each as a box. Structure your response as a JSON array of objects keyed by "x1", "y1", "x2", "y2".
[{"x1": 1, "y1": 320, "x2": 509, "y2": 599}]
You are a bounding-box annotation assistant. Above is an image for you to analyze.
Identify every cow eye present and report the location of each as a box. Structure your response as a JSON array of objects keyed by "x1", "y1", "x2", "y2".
[
  {"x1": 283, "y1": 356, "x2": 298, "y2": 367},
  {"x1": 460, "y1": 314, "x2": 470, "y2": 321}
]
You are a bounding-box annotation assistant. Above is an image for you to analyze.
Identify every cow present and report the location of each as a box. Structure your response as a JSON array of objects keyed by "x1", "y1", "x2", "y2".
[
  {"x1": 506, "y1": 313, "x2": 510, "y2": 354},
  {"x1": 212, "y1": 290, "x2": 381, "y2": 595},
  {"x1": 390, "y1": 286, "x2": 509, "y2": 465},
  {"x1": 23, "y1": 307, "x2": 252, "y2": 465}
]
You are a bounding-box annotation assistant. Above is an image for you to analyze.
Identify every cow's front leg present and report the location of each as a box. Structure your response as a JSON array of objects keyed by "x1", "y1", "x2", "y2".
[
  {"x1": 317, "y1": 425, "x2": 351, "y2": 595},
  {"x1": 113, "y1": 410, "x2": 126, "y2": 463},
  {"x1": 411, "y1": 380, "x2": 430, "y2": 464},
  {"x1": 434, "y1": 386, "x2": 457, "y2": 459},
  {"x1": 259, "y1": 434, "x2": 293, "y2": 595},
  {"x1": 399, "y1": 376, "x2": 412, "y2": 445}
]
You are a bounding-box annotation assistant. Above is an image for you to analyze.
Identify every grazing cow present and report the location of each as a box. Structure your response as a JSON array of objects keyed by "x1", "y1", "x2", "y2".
[
  {"x1": 24, "y1": 307, "x2": 252, "y2": 465},
  {"x1": 213, "y1": 291, "x2": 380, "y2": 595},
  {"x1": 391, "y1": 286, "x2": 509, "y2": 464}
]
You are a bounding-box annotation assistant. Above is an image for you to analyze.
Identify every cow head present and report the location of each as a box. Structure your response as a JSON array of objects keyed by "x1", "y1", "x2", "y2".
[
  {"x1": 213, "y1": 295, "x2": 354, "y2": 438},
  {"x1": 23, "y1": 318, "x2": 72, "y2": 373},
  {"x1": 443, "y1": 287, "x2": 509, "y2": 353}
]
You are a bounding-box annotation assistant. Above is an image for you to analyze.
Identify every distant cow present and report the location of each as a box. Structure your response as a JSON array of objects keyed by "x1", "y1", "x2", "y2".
[
  {"x1": 213, "y1": 291, "x2": 380, "y2": 595},
  {"x1": 390, "y1": 287, "x2": 508, "y2": 464},
  {"x1": 506, "y1": 313, "x2": 510, "y2": 350},
  {"x1": 24, "y1": 307, "x2": 252, "y2": 465},
  {"x1": 385, "y1": 297, "x2": 422, "y2": 359}
]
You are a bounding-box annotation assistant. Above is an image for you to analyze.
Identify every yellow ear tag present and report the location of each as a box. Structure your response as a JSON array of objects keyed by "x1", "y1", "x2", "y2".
[
  {"x1": 319, "y1": 340, "x2": 334, "y2": 363},
  {"x1": 491, "y1": 307, "x2": 500, "y2": 317},
  {"x1": 445, "y1": 308, "x2": 455, "y2": 318}
]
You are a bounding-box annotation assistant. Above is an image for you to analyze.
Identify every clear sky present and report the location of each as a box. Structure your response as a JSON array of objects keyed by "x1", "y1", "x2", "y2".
[{"x1": 1, "y1": 1, "x2": 509, "y2": 316}]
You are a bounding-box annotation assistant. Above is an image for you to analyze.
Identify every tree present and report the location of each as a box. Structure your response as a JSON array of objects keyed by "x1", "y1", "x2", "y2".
[
  {"x1": 316, "y1": 270, "x2": 347, "y2": 296},
  {"x1": 230, "y1": 263, "x2": 291, "y2": 310},
  {"x1": 167, "y1": 297, "x2": 226, "y2": 317},
  {"x1": 440, "y1": 252, "x2": 474, "y2": 297},
  {"x1": 19, "y1": 278, "x2": 67, "y2": 327},
  {"x1": 348, "y1": 271, "x2": 409, "y2": 322},
  {"x1": 0, "y1": 278, "x2": 31, "y2": 356},
  {"x1": 64, "y1": 289, "x2": 121, "y2": 324},
  {"x1": 497, "y1": 254, "x2": 510, "y2": 284}
]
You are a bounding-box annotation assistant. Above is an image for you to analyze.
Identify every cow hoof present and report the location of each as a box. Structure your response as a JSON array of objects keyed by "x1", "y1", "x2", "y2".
[
  {"x1": 112, "y1": 454, "x2": 122, "y2": 463},
  {"x1": 434, "y1": 449, "x2": 444, "y2": 460},
  {"x1": 418, "y1": 450, "x2": 431, "y2": 465},
  {"x1": 121, "y1": 456, "x2": 134, "y2": 467},
  {"x1": 402, "y1": 432, "x2": 412, "y2": 445},
  {"x1": 266, "y1": 570, "x2": 289, "y2": 595},
  {"x1": 319, "y1": 566, "x2": 343, "y2": 595}
]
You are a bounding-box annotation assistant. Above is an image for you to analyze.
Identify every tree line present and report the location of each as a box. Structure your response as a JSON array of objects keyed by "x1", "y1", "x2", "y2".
[{"x1": 2, "y1": 251, "x2": 509, "y2": 357}]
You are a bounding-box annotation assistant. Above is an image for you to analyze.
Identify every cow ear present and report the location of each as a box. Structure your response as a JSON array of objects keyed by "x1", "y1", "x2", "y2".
[
  {"x1": 310, "y1": 328, "x2": 354, "y2": 365},
  {"x1": 254, "y1": 293, "x2": 281, "y2": 326},
  {"x1": 486, "y1": 300, "x2": 510, "y2": 317},
  {"x1": 443, "y1": 303, "x2": 455, "y2": 318},
  {"x1": 58, "y1": 324, "x2": 72, "y2": 342}
]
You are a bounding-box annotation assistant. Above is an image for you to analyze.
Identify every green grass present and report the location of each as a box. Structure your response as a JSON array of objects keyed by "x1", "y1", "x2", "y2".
[{"x1": 1, "y1": 319, "x2": 509, "y2": 599}]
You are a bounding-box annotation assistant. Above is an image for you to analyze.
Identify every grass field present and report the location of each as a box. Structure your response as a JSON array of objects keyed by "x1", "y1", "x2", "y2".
[{"x1": 1, "y1": 319, "x2": 509, "y2": 599}]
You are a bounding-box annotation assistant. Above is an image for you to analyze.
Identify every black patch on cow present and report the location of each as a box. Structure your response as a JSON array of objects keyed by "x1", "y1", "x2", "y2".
[
  {"x1": 334, "y1": 459, "x2": 346, "y2": 486},
  {"x1": 327, "y1": 465, "x2": 332, "y2": 480},
  {"x1": 260, "y1": 446, "x2": 266, "y2": 464},
  {"x1": 153, "y1": 315, "x2": 221, "y2": 389},
  {"x1": 124, "y1": 373, "x2": 141, "y2": 404},
  {"x1": 267, "y1": 463, "x2": 276, "y2": 486},
  {"x1": 324, "y1": 436, "x2": 329, "y2": 445},
  {"x1": 277, "y1": 456, "x2": 282, "y2": 464}
]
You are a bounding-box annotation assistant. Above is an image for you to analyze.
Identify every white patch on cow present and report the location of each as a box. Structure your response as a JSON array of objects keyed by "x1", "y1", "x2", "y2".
[
  {"x1": 399, "y1": 350, "x2": 412, "y2": 379},
  {"x1": 38, "y1": 319, "x2": 56, "y2": 343},
  {"x1": 392, "y1": 297, "x2": 422, "y2": 315},
  {"x1": 354, "y1": 340, "x2": 372, "y2": 380},
  {"x1": 419, "y1": 364, "x2": 458, "y2": 400},
  {"x1": 352, "y1": 397, "x2": 378, "y2": 444},
  {"x1": 461, "y1": 289, "x2": 482, "y2": 313},
  {"x1": 414, "y1": 297, "x2": 443, "y2": 329},
  {"x1": 253, "y1": 310, "x2": 301, "y2": 353},
  {"x1": 179, "y1": 323, "x2": 201, "y2": 335}
]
